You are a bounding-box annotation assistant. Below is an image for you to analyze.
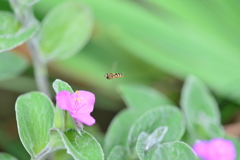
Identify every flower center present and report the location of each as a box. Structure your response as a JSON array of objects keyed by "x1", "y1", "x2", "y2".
[{"x1": 72, "y1": 97, "x2": 84, "y2": 114}]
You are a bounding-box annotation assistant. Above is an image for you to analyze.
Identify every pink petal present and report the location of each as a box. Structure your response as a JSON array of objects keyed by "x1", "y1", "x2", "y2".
[
  {"x1": 79, "y1": 103, "x2": 95, "y2": 113},
  {"x1": 72, "y1": 113, "x2": 95, "y2": 126},
  {"x1": 74, "y1": 90, "x2": 95, "y2": 113},
  {"x1": 56, "y1": 91, "x2": 73, "y2": 111},
  {"x1": 208, "y1": 138, "x2": 236, "y2": 160},
  {"x1": 193, "y1": 140, "x2": 209, "y2": 159}
]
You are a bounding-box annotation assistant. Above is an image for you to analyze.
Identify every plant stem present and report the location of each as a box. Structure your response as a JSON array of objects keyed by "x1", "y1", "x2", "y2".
[{"x1": 9, "y1": 0, "x2": 51, "y2": 97}]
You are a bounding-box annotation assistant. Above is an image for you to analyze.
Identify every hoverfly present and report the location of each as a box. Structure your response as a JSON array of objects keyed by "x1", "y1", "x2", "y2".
[{"x1": 104, "y1": 73, "x2": 124, "y2": 80}]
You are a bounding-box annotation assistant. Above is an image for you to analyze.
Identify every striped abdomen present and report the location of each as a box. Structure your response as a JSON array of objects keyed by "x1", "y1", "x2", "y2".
[{"x1": 104, "y1": 73, "x2": 124, "y2": 79}]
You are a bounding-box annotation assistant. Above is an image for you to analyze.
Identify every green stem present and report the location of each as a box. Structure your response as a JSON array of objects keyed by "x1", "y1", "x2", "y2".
[{"x1": 9, "y1": 0, "x2": 51, "y2": 97}]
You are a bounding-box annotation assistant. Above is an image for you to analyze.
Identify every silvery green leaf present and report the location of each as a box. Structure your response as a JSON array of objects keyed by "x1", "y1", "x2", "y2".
[
  {"x1": 0, "y1": 11, "x2": 38, "y2": 52},
  {"x1": 39, "y1": 1, "x2": 93, "y2": 61},
  {"x1": 15, "y1": 92, "x2": 54, "y2": 157}
]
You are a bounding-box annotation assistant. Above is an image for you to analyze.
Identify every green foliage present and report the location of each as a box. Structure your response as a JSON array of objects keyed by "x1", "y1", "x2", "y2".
[
  {"x1": 39, "y1": 1, "x2": 93, "y2": 61},
  {"x1": 34, "y1": 0, "x2": 240, "y2": 105},
  {"x1": 50, "y1": 128, "x2": 104, "y2": 160},
  {"x1": 0, "y1": 11, "x2": 20, "y2": 35},
  {"x1": 0, "y1": 11, "x2": 38, "y2": 52},
  {"x1": 107, "y1": 146, "x2": 127, "y2": 160},
  {"x1": 148, "y1": 141, "x2": 197, "y2": 160},
  {"x1": 104, "y1": 84, "x2": 173, "y2": 156},
  {"x1": 144, "y1": 126, "x2": 168, "y2": 150},
  {"x1": 1, "y1": 0, "x2": 239, "y2": 158},
  {"x1": 52, "y1": 79, "x2": 74, "y2": 94},
  {"x1": 0, "y1": 24, "x2": 38, "y2": 52},
  {"x1": 127, "y1": 107, "x2": 184, "y2": 153},
  {"x1": 0, "y1": 153, "x2": 18, "y2": 160},
  {"x1": 15, "y1": 92, "x2": 54, "y2": 157},
  {"x1": 52, "y1": 150, "x2": 74, "y2": 160},
  {"x1": 52, "y1": 79, "x2": 76, "y2": 131},
  {"x1": 136, "y1": 132, "x2": 148, "y2": 160},
  {"x1": 118, "y1": 84, "x2": 172, "y2": 110},
  {"x1": 51, "y1": 79, "x2": 104, "y2": 160},
  {"x1": 104, "y1": 109, "x2": 147, "y2": 156},
  {"x1": 0, "y1": 52, "x2": 28, "y2": 81},
  {"x1": 13, "y1": 79, "x2": 106, "y2": 159},
  {"x1": 181, "y1": 76, "x2": 224, "y2": 141},
  {"x1": 105, "y1": 83, "x2": 187, "y2": 159}
]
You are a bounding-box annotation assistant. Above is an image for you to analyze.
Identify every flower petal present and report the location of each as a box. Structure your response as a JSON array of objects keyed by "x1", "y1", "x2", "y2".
[
  {"x1": 193, "y1": 140, "x2": 209, "y2": 159},
  {"x1": 56, "y1": 91, "x2": 73, "y2": 111},
  {"x1": 208, "y1": 138, "x2": 236, "y2": 160},
  {"x1": 72, "y1": 113, "x2": 95, "y2": 126},
  {"x1": 75, "y1": 90, "x2": 95, "y2": 113}
]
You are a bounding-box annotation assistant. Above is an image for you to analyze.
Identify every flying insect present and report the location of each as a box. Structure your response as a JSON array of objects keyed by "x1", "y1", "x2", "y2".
[{"x1": 104, "y1": 73, "x2": 124, "y2": 80}]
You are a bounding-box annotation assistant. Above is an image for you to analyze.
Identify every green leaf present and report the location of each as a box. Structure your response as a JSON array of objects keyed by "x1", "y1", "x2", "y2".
[
  {"x1": 52, "y1": 79, "x2": 75, "y2": 130},
  {"x1": 150, "y1": 141, "x2": 197, "y2": 160},
  {"x1": 104, "y1": 109, "x2": 148, "y2": 156},
  {"x1": 128, "y1": 106, "x2": 184, "y2": 153},
  {"x1": 0, "y1": 11, "x2": 38, "y2": 52},
  {"x1": 15, "y1": 92, "x2": 54, "y2": 157},
  {"x1": 104, "y1": 85, "x2": 173, "y2": 156},
  {"x1": 0, "y1": 25, "x2": 38, "y2": 52},
  {"x1": 118, "y1": 84, "x2": 172, "y2": 110},
  {"x1": 51, "y1": 128, "x2": 104, "y2": 160},
  {"x1": 52, "y1": 79, "x2": 74, "y2": 94},
  {"x1": 107, "y1": 146, "x2": 127, "y2": 160},
  {"x1": 39, "y1": 1, "x2": 93, "y2": 61},
  {"x1": 145, "y1": 126, "x2": 168, "y2": 150},
  {"x1": 180, "y1": 76, "x2": 224, "y2": 141},
  {"x1": 136, "y1": 132, "x2": 148, "y2": 160},
  {"x1": 136, "y1": 127, "x2": 169, "y2": 159},
  {"x1": 53, "y1": 105, "x2": 65, "y2": 130},
  {"x1": 0, "y1": 11, "x2": 20, "y2": 35},
  {"x1": 0, "y1": 153, "x2": 18, "y2": 160},
  {"x1": 0, "y1": 52, "x2": 28, "y2": 81}
]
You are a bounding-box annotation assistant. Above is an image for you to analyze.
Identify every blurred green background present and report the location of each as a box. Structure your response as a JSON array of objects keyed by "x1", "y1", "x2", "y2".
[{"x1": 1, "y1": 0, "x2": 240, "y2": 159}]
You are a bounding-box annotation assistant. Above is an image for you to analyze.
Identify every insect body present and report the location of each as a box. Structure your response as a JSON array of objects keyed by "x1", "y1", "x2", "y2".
[{"x1": 104, "y1": 73, "x2": 124, "y2": 80}]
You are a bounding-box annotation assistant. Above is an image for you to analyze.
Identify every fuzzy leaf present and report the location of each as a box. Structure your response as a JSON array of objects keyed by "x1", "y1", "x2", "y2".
[
  {"x1": 0, "y1": 11, "x2": 38, "y2": 52},
  {"x1": 15, "y1": 92, "x2": 54, "y2": 157},
  {"x1": 180, "y1": 76, "x2": 223, "y2": 141},
  {"x1": 107, "y1": 146, "x2": 127, "y2": 160},
  {"x1": 0, "y1": 11, "x2": 20, "y2": 35},
  {"x1": 136, "y1": 132, "x2": 148, "y2": 160},
  {"x1": 104, "y1": 109, "x2": 147, "y2": 156},
  {"x1": 150, "y1": 141, "x2": 198, "y2": 160},
  {"x1": 128, "y1": 106, "x2": 184, "y2": 153},
  {"x1": 39, "y1": 1, "x2": 93, "y2": 61},
  {"x1": 51, "y1": 128, "x2": 104, "y2": 160},
  {"x1": 52, "y1": 79, "x2": 74, "y2": 94},
  {"x1": 145, "y1": 126, "x2": 168, "y2": 150}
]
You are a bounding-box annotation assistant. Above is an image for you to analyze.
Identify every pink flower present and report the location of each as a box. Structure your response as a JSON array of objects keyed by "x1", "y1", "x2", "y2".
[
  {"x1": 56, "y1": 90, "x2": 96, "y2": 126},
  {"x1": 193, "y1": 138, "x2": 236, "y2": 160}
]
